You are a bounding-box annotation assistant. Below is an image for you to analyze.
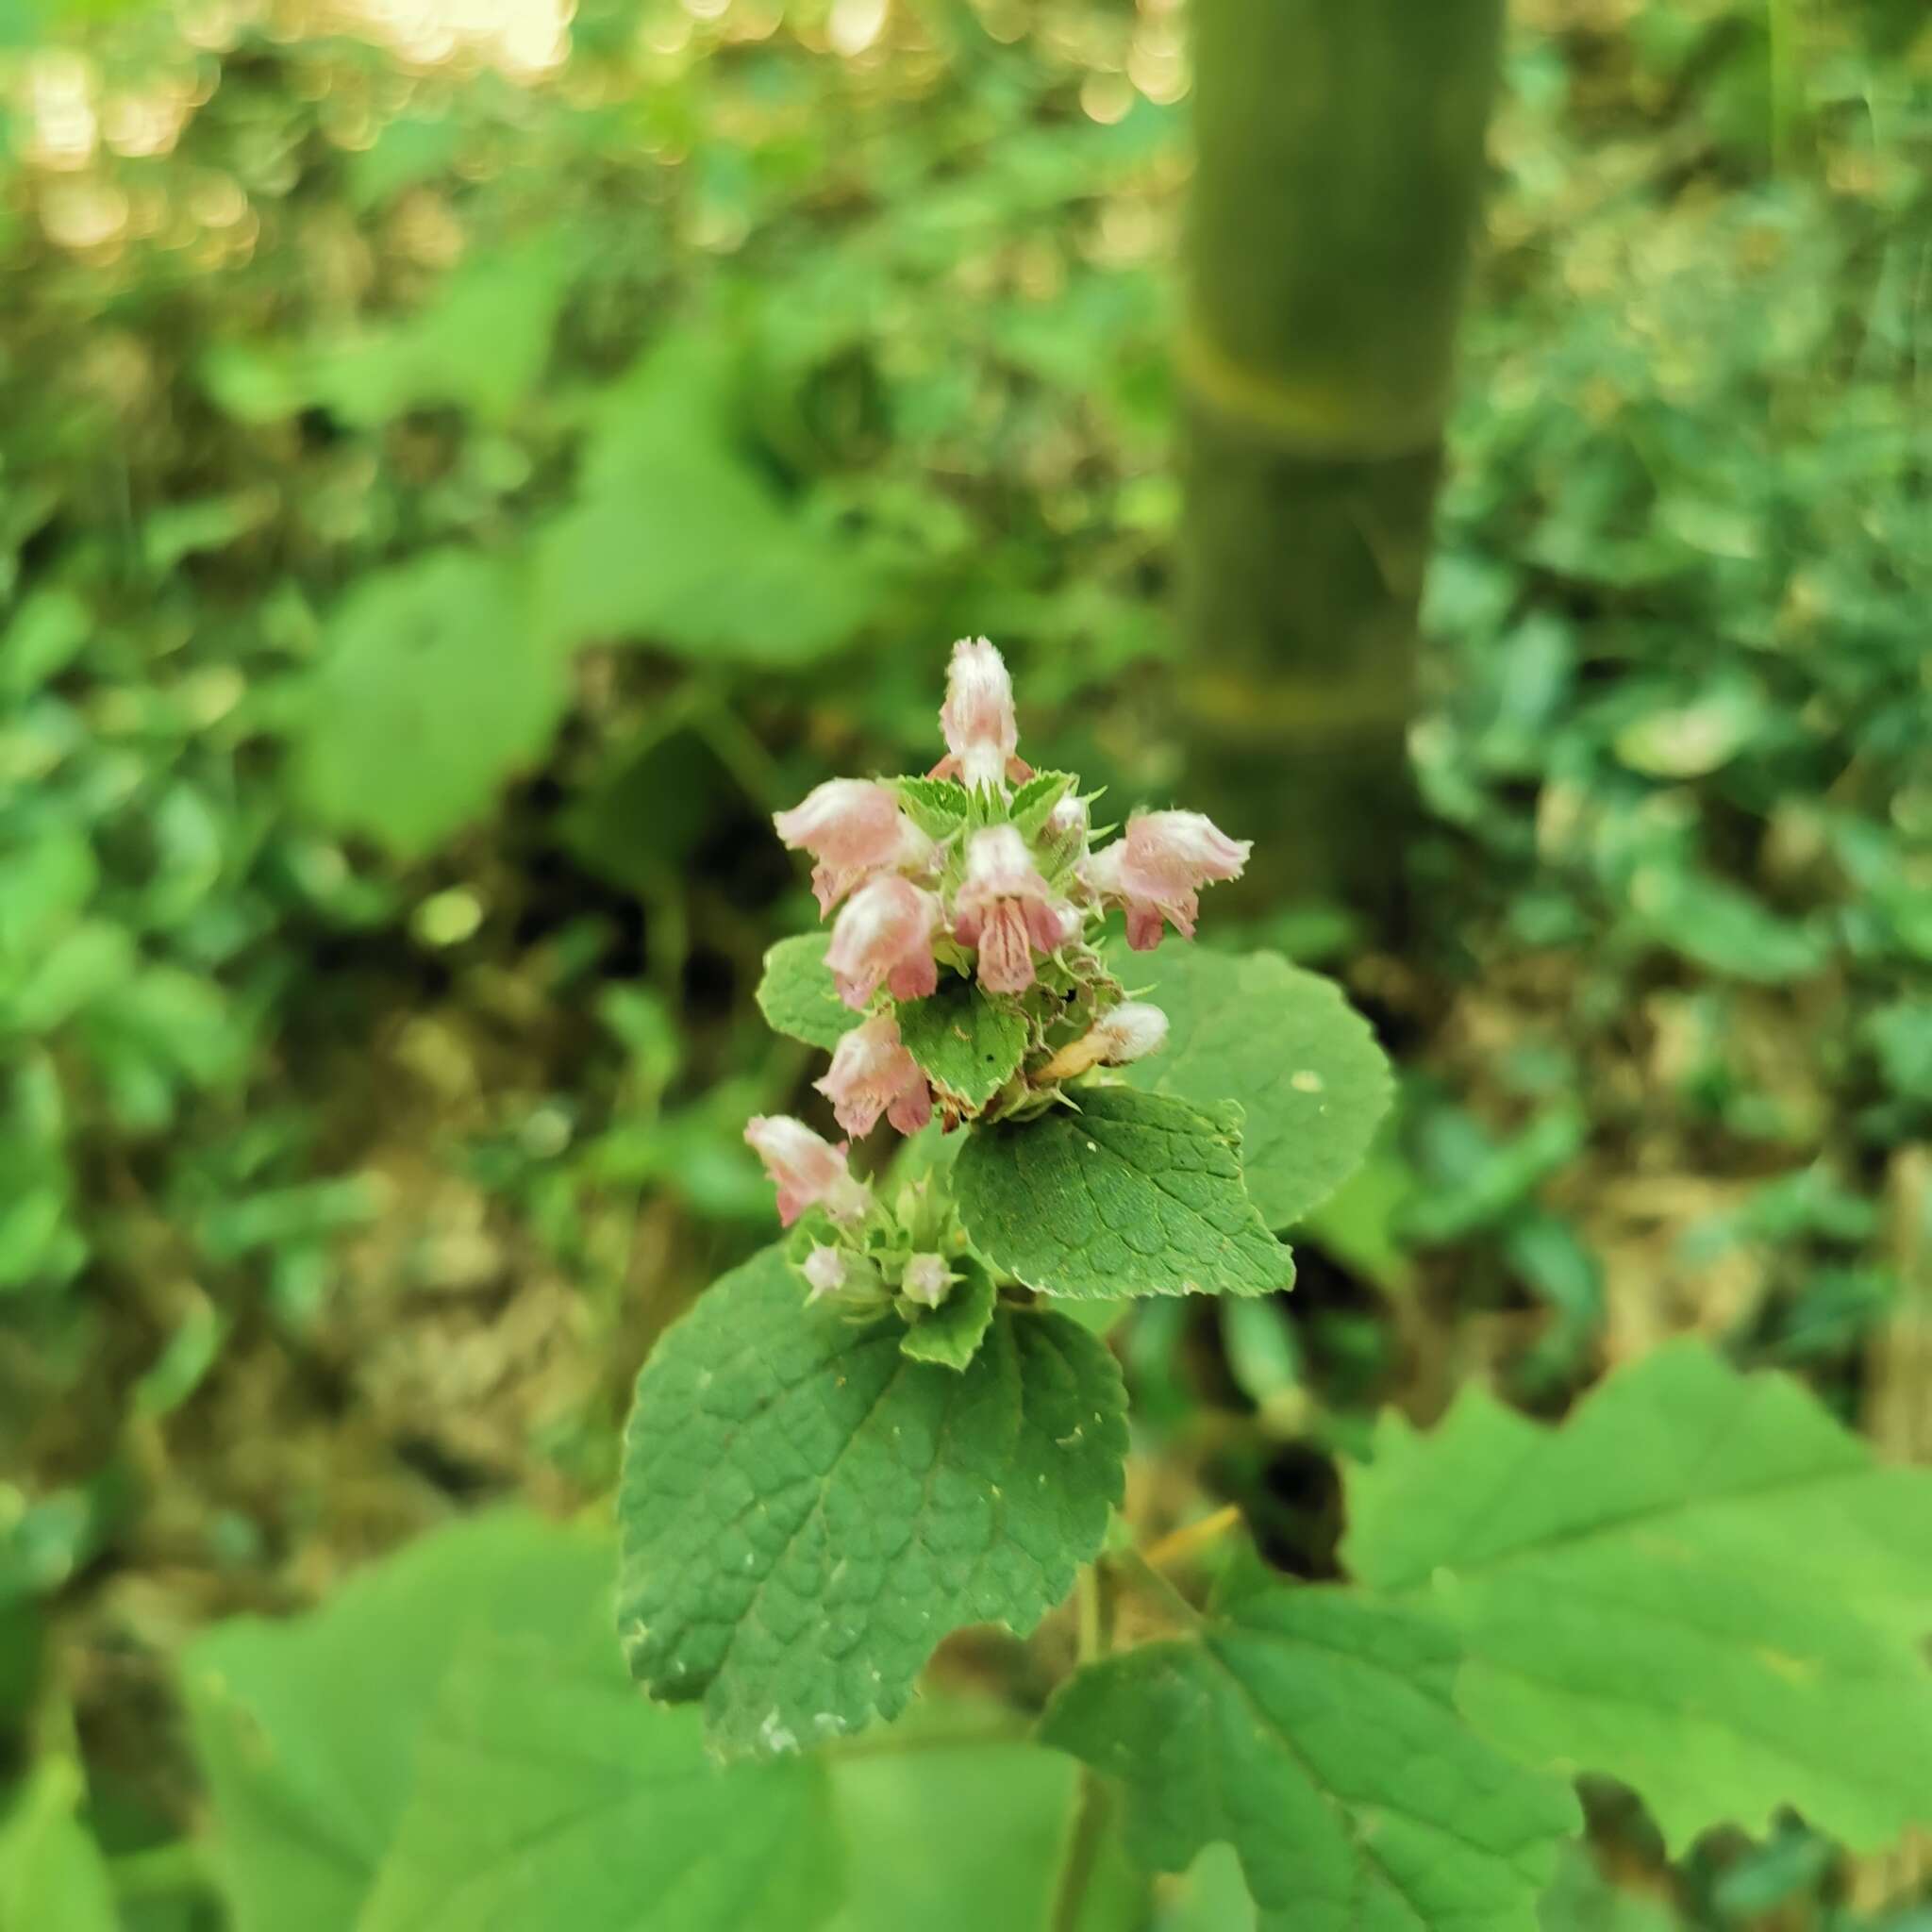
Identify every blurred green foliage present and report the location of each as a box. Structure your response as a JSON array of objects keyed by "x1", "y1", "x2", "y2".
[{"x1": 0, "y1": 0, "x2": 1926, "y2": 1924}]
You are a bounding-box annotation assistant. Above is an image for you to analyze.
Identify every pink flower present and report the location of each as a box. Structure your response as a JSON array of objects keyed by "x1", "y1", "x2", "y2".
[
  {"x1": 932, "y1": 637, "x2": 1024, "y2": 791},
  {"x1": 825, "y1": 876, "x2": 941, "y2": 1010},
  {"x1": 952, "y1": 825, "x2": 1075, "y2": 995},
  {"x1": 814, "y1": 1015, "x2": 933, "y2": 1139},
  {"x1": 743, "y1": 1115, "x2": 871, "y2": 1227},
  {"x1": 773, "y1": 778, "x2": 934, "y2": 916},
  {"x1": 1086, "y1": 810, "x2": 1251, "y2": 950}
]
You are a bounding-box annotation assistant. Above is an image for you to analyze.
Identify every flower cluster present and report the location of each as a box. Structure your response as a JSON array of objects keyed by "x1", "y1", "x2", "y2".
[{"x1": 746, "y1": 638, "x2": 1249, "y2": 1313}]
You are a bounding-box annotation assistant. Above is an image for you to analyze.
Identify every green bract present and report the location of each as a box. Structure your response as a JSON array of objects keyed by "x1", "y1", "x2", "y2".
[
  {"x1": 955, "y1": 1089, "x2": 1292, "y2": 1300},
  {"x1": 616, "y1": 1248, "x2": 1126, "y2": 1755},
  {"x1": 755, "y1": 934, "x2": 863, "y2": 1053},
  {"x1": 895, "y1": 976, "x2": 1029, "y2": 1111}
]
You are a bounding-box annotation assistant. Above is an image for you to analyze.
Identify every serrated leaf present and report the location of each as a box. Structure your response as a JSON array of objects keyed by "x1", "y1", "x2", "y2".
[
  {"x1": 617, "y1": 1245, "x2": 1125, "y2": 1755},
  {"x1": 1009, "y1": 770, "x2": 1076, "y2": 838},
  {"x1": 358, "y1": 1623, "x2": 842, "y2": 1932},
  {"x1": 897, "y1": 974, "x2": 1027, "y2": 1109},
  {"x1": 1042, "y1": 1552, "x2": 1579, "y2": 1932},
  {"x1": 292, "y1": 551, "x2": 567, "y2": 860},
  {"x1": 955, "y1": 1088, "x2": 1292, "y2": 1301},
  {"x1": 895, "y1": 776, "x2": 972, "y2": 840},
  {"x1": 1119, "y1": 949, "x2": 1392, "y2": 1227},
  {"x1": 182, "y1": 1514, "x2": 611, "y2": 1932},
  {"x1": 899, "y1": 1257, "x2": 997, "y2": 1370},
  {"x1": 1343, "y1": 1341, "x2": 1932, "y2": 1853},
  {"x1": 756, "y1": 933, "x2": 861, "y2": 1052}
]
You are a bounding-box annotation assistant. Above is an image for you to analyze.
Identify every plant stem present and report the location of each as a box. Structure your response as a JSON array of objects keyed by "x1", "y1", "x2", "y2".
[
  {"x1": 1048, "y1": 1770, "x2": 1115, "y2": 1932},
  {"x1": 1049, "y1": 1562, "x2": 1121, "y2": 1932},
  {"x1": 1141, "y1": 1503, "x2": 1242, "y2": 1573}
]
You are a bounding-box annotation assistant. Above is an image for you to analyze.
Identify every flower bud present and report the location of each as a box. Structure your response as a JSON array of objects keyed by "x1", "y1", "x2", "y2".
[
  {"x1": 1087, "y1": 809, "x2": 1251, "y2": 950},
  {"x1": 937, "y1": 637, "x2": 1020, "y2": 792},
  {"x1": 774, "y1": 779, "x2": 934, "y2": 916},
  {"x1": 952, "y1": 825, "x2": 1076, "y2": 996},
  {"x1": 1090, "y1": 1001, "x2": 1169, "y2": 1065},
  {"x1": 814, "y1": 1015, "x2": 934, "y2": 1139},
  {"x1": 802, "y1": 1243, "x2": 848, "y2": 1301},
  {"x1": 743, "y1": 1115, "x2": 872, "y2": 1227},
  {"x1": 902, "y1": 1253, "x2": 956, "y2": 1309},
  {"x1": 826, "y1": 875, "x2": 941, "y2": 1010}
]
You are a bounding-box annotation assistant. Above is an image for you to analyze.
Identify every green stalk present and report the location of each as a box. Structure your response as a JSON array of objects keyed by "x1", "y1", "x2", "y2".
[{"x1": 1174, "y1": 0, "x2": 1506, "y2": 927}]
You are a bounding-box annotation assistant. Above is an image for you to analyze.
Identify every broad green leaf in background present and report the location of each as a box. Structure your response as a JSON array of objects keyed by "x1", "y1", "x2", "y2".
[
  {"x1": 1119, "y1": 948, "x2": 1393, "y2": 1228},
  {"x1": 955, "y1": 1089, "x2": 1291, "y2": 1301},
  {"x1": 534, "y1": 337, "x2": 888, "y2": 666},
  {"x1": 291, "y1": 551, "x2": 568, "y2": 861},
  {"x1": 755, "y1": 933, "x2": 862, "y2": 1052},
  {"x1": 898, "y1": 1256, "x2": 997, "y2": 1370},
  {"x1": 201, "y1": 235, "x2": 573, "y2": 427},
  {"x1": 358, "y1": 1625, "x2": 843, "y2": 1932},
  {"x1": 182, "y1": 1514, "x2": 611, "y2": 1932},
  {"x1": 1343, "y1": 1342, "x2": 1932, "y2": 1853},
  {"x1": 1042, "y1": 1551, "x2": 1579, "y2": 1932},
  {"x1": 617, "y1": 1246, "x2": 1125, "y2": 1755},
  {"x1": 896, "y1": 974, "x2": 1028, "y2": 1110},
  {"x1": 0, "y1": 1757, "x2": 118, "y2": 1932}
]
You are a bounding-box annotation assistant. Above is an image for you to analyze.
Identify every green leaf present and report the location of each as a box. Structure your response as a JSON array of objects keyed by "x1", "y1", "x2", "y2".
[
  {"x1": 1041, "y1": 1552, "x2": 1579, "y2": 1932},
  {"x1": 358, "y1": 1624, "x2": 842, "y2": 1932},
  {"x1": 1118, "y1": 948, "x2": 1392, "y2": 1227},
  {"x1": 896, "y1": 974, "x2": 1027, "y2": 1109},
  {"x1": 291, "y1": 551, "x2": 568, "y2": 861},
  {"x1": 1009, "y1": 770, "x2": 1076, "y2": 839},
  {"x1": 182, "y1": 1514, "x2": 612, "y2": 1932},
  {"x1": 535, "y1": 337, "x2": 886, "y2": 666},
  {"x1": 895, "y1": 777, "x2": 972, "y2": 840},
  {"x1": 955, "y1": 1088, "x2": 1292, "y2": 1301},
  {"x1": 755, "y1": 933, "x2": 861, "y2": 1052},
  {"x1": 617, "y1": 1245, "x2": 1126, "y2": 1755},
  {"x1": 0, "y1": 1758, "x2": 118, "y2": 1932},
  {"x1": 899, "y1": 1257, "x2": 997, "y2": 1370},
  {"x1": 1343, "y1": 1341, "x2": 1932, "y2": 1853}
]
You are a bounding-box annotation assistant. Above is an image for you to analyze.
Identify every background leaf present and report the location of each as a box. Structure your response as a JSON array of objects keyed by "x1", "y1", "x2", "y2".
[
  {"x1": 1343, "y1": 1343, "x2": 1932, "y2": 1852},
  {"x1": 1042, "y1": 1552, "x2": 1579, "y2": 1932},
  {"x1": 291, "y1": 552, "x2": 567, "y2": 860}
]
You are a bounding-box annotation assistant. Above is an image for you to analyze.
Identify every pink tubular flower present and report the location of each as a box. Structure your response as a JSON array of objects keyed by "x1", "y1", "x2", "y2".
[
  {"x1": 1086, "y1": 809, "x2": 1251, "y2": 950},
  {"x1": 952, "y1": 825, "x2": 1075, "y2": 996},
  {"x1": 773, "y1": 779, "x2": 934, "y2": 916},
  {"x1": 932, "y1": 637, "x2": 1024, "y2": 791},
  {"x1": 814, "y1": 1015, "x2": 933, "y2": 1139},
  {"x1": 825, "y1": 875, "x2": 941, "y2": 1010},
  {"x1": 743, "y1": 1116, "x2": 871, "y2": 1227}
]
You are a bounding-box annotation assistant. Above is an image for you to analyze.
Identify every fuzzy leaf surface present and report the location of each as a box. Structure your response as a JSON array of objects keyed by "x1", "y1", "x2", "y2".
[
  {"x1": 897, "y1": 974, "x2": 1027, "y2": 1109},
  {"x1": 955, "y1": 1088, "x2": 1291, "y2": 1301},
  {"x1": 617, "y1": 1246, "x2": 1126, "y2": 1754}
]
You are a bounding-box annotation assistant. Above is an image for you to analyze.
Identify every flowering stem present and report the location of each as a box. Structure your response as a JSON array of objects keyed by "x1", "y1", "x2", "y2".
[{"x1": 1051, "y1": 1563, "x2": 1120, "y2": 1932}]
